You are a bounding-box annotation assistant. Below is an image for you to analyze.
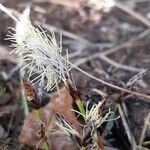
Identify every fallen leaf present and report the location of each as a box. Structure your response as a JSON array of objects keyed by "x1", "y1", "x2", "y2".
[{"x1": 19, "y1": 88, "x2": 81, "y2": 149}]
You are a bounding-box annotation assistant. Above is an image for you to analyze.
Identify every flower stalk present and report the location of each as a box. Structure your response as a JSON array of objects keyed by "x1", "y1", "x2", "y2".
[
  {"x1": 34, "y1": 109, "x2": 49, "y2": 150},
  {"x1": 21, "y1": 78, "x2": 29, "y2": 115},
  {"x1": 20, "y1": 71, "x2": 29, "y2": 115}
]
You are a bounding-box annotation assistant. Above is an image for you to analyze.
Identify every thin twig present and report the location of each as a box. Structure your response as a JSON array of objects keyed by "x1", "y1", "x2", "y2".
[
  {"x1": 115, "y1": 1, "x2": 150, "y2": 27},
  {"x1": 64, "y1": 50, "x2": 82, "y2": 59},
  {"x1": 100, "y1": 54, "x2": 144, "y2": 72},
  {"x1": 100, "y1": 29, "x2": 150, "y2": 56},
  {"x1": 73, "y1": 29, "x2": 150, "y2": 72},
  {"x1": 71, "y1": 63, "x2": 150, "y2": 100},
  {"x1": 118, "y1": 104, "x2": 137, "y2": 150},
  {"x1": 35, "y1": 21, "x2": 92, "y2": 45},
  {"x1": 74, "y1": 52, "x2": 144, "y2": 72},
  {"x1": 121, "y1": 102, "x2": 137, "y2": 150},
  {"x1": 33, "y1": 0, "x2": 81, "y2": 9},
  {"x1": 139, "y1": 113, "x2": 150, "y2": 147},
  {"x1": 35, "y1": 21, "x2": 115, "y2": 49}
]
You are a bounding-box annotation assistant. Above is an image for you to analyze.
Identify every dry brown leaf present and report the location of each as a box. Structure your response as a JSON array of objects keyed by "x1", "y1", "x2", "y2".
[
  {"x1": 49, "y1": 88, "x2": 81, "y2": 133},
  {"x1": 19, "y1": 88, "x2": 81, "y2": 149}
]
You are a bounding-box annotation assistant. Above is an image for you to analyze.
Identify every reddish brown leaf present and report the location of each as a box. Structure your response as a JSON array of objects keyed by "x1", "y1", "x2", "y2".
[{"x1": 19, "y1": 88, "x2": 81, "y2": 149}]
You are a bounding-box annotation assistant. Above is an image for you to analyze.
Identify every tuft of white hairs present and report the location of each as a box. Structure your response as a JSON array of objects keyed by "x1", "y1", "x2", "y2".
[
  {"x1": 15, "y1": 7, "x2": 31, "y2": 44},
  {"x1": 84, "y1": 101, "x2": 119, "y2": 132},
  {"x1": 1, "y1": 5, "x2": 70, "y2": 91},
  {"x1": 54, "y1": 112, "x2": 80, "y2": 139}
]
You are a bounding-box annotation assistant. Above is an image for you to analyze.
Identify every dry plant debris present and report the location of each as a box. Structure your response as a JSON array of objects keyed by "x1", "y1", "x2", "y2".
[
  {"x1": 19, "y1": 88, "x2": 81, "y2": 149},
  {"x1": 0, "y1": 0, "x2": 150, "y2": 150}
]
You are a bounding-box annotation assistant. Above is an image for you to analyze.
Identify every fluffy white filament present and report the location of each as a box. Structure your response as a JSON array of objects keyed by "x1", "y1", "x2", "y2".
[
  {"x1": 6, "y1": 7, "x2": 69, "y2": 91},
  {"x1": 85, "y1": 101, "x2": 115, "y2": 130}
]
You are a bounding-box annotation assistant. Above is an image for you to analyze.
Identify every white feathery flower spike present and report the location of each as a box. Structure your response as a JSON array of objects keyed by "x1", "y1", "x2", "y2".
[
  {"x1": 83, "y1": 101, "x2": 119, "y2": 137},
  {"x1": 85, "y1": 101, "x2": 110, "y2": 128},
  {"x1": 15, "y1": 7, "x2": 31, "y2": 45},
  {"x1": 0, "y1": 4, "x2": 70, "y2": 91}
]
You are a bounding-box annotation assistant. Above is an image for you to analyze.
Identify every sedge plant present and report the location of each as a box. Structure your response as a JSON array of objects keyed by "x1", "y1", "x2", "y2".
[
  {"x1": 0, "y1": 4, "x2": 86, "y2": 149},
  {"x1": 3, "y1": 5, "x2": 86, "y2": 117},
  {"x1": 0, "y1": 4, "x2": 119, "y2": 150}
]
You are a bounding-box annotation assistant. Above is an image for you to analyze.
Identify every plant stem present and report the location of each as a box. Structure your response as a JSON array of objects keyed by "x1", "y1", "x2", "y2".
[
  {"x1": 76, "y1": 98, "x2": 86, "y2": 117},
  {"x1": 21, "y1": 88, "x2": 29, "y2": 115},
  {"x1": 20, "y1": 76, "x2": 29, "y2": 115},
  {"x1": 35, "y1": 109, "x2": 49, "y2": 150}
]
